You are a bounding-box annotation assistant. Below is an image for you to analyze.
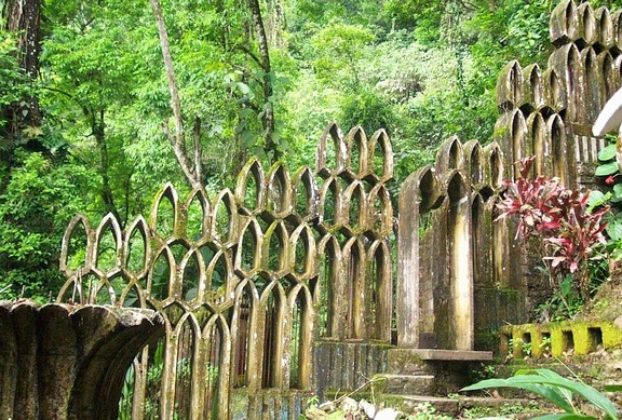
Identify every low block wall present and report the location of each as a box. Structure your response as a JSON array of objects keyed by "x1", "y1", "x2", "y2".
[{"x1": 499, "y1": 320, "x2": 622, "y2": 359}]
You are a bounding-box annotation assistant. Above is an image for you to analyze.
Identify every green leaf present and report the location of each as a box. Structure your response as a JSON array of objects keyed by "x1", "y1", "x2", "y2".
[
  {"x1": 462, "y1": 369, "x2": 619, "y2": 419},
  {"x1": 588, "y1": 190, "x2": 605, "y2": 204},
  {"x1": 598, "y1": 144, "x2": 617, "y2": 162},
  {"x1": 606, "y1": 219, "x2": 622, "y2": 241},
  {"x1": 588, "y1": 191, "x2": 611, "y2": 211},
  {"x1": 528, "y1": 370, "x2": 618, "y2": 419},
  {"x1": 604, "y1": 384, "x2": 622, "y2": 392},
  {"x1": 236, "y1": 82, "x2": 250, "y2": 95},
  {"x1": 614, "y1": 184, "x2": 622, "y2": 199},
  {"x1": 596, "y1": 162, "x2": 619, "y2": 176},
  {"x1": 461, "y1": 377, "x2": 575, "y2": 413},
  {"x1": 533, "y1": 415, "x2": 596, "y2": 420}
]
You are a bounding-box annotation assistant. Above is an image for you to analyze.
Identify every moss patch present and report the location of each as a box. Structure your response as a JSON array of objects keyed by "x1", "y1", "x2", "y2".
[{"x1": 500, "y1": 320, "x2": 622, "y2": 360}]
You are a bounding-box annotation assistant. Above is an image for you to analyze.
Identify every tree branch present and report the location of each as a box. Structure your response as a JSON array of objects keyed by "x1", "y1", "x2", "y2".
[
  {"x1": 247, "y1": 0, "x2": 279, "y2": 160},
  {"x1": 193, "y1": 116, "x2": 202, "y2": 184},
  {"x1": 149, "y1": 0, "x2": 183, "y2": 144},
  {"x1": 235, "y1": 44, "x2": 262, "y2": 67},
  {"x1": 162, "y1": 123, "x2": 199, "y2": 188},
  {"x1": 149, "y1": 0, "x2": 202, "y2": 189},
  {"x1": 91, "y1": 108, "x2": 123, "y2": 225}
]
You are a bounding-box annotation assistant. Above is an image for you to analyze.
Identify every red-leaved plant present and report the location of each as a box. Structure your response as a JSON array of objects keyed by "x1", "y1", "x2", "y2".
[{"x1": 496, "y1": 157, "x2": 609, "y2": 299}]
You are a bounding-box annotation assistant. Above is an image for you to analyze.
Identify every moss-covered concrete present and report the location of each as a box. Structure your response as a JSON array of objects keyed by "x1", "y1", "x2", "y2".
[{"x1": 500, "y1": 320, "x2": 622, "y2": 359}]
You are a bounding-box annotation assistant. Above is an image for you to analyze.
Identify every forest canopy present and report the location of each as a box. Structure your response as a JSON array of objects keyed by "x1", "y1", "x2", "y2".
[{"x1": 1, "y1": 0, "x2": 621, "y2": 300}]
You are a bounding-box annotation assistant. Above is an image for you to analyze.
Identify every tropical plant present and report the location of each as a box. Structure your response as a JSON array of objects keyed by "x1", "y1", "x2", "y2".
[
  {"x1": 496, "y1": 157, "x2": 609, "y2": 300},
  {"x1": 461, "y1": 368, "x2": 619, "y2": 420},
  {"x1": 591, "y1": 137, "x2": 622, "y2": 263}
]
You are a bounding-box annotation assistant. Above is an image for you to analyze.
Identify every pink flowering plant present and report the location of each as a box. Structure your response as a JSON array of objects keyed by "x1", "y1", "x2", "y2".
[{"x1": 496, "y1": 157, "x2": 609, "y2": 300}]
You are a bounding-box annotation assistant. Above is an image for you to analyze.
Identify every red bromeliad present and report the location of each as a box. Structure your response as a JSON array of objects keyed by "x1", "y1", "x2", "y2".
[{"x1": 496, "y1": 157, "x2": 609, "y2": 298}]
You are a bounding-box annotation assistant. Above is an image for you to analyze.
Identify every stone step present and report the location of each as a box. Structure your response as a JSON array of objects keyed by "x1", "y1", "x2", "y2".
[
  {"x1": 372, "y1": 374, "x2": 436, "y2": 395},
  {"x1": 385, "y1": 348, "x2": 492, "y2": 375},
  {"x1": 377, "y1": 394, "x2": 542, "y2": 417}
]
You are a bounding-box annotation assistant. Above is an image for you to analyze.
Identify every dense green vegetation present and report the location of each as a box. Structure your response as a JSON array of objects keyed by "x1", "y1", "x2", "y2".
[{"x1": 2, "y1": 0, "x2": 622, "y2": 301}]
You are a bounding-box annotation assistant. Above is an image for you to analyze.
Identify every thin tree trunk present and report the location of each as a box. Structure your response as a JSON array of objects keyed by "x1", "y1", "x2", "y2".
[
  {"x1": 266, "y1": 0, "x2": 286, "y2": 47},
  {"x1": 247, "y1": 0, "x2": 279, "y2": 160},
  {"x1": 92, "y1": 109, "x2": 123, "y2": 224},
  {"x1": 149, "y1": 0, "x2": 203, "y2": 190}
]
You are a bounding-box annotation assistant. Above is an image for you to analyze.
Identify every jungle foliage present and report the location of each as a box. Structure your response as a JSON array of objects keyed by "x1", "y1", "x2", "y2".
[{"x1": 3, "y1": 0, "x2": 622, "y2": 300}]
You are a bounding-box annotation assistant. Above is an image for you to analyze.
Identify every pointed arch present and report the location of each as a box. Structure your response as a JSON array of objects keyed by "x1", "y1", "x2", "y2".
[
  {"x1": 550, "y1": 43, "x2": 581, "y2": 122},
  {"x1": 463, "y1": 141, "x2": 484, "y2": 187},
  {"x1": 289, "y1": 223, "x2": 316, "y2": 279},
  {"x1": 266, "y1": 162, "x2": 292, "y2": 216},
  {"x1": 147, "y1": 245, "x2": 176, "y2": 302},
  {"x1": 365, "y1": 240, "x2": 392, "y2": 341},
  {"x1": 199, "y1": 312, "x2": 231, "y2": 419},
  {"x1": 345, "y1": 126, "x2": 369, "y2": 178},
  {"x1": 435, "y1": 135, "x2": 464, "y2": 174},
  {"x1": 446, "y1": 171, "x2": 473, "y2": 350},
  {"x1": 496, "y1": 60, "x2": 523, "y2": 110},
  {"x1": 235, "y1": 158, "x2": 265, "y2": 215},
  {"x1": 526, "y1": 112, "x2": 546, "y2": 178},
  {"x1": 118, "y1": 281, "x2": 147, "y2": 309},
  {"x1": 550, "y1": 0, "x2": 578, "y2": 46},
  {"x1": 203, "y1": 247, "x2": 232, "y2": 297},
  {"x1": 318, "y1": 177, "x2": 342, "y2": 227},
  {"x1": 230, "y1": 279, "x2": 260, "y2": 389},
  {"x1": 343, "y1": 181, "x2": 367, "y2": 232},
  {"x1": 315, "y1": 234, "x2": 341, "y2": 338},
  {"x1": 316, "y1": 122, "x2": 346, "y2": 177},
  {"x1": 286, "y1": 284, "x2": 313, "y2": 389},
  {"x1": 60, "y1": 214, "x2": 93, "y2": 276},
  {"x1": 234, "y1": 218, "x2": 263, "y2": 276},
  {"x1": 494, "y1": 109, "x2": 527, "y2": 180},
  {"x1": 581, "y1": 46, "x2": 601, "y2": 123},
  {"x1": 262, "y1": 220, "x2": 288, "y2": 273},
  {"x1": 368, "y1": 129, "x2": 394, "y2": 181},
  {"x1": 484, "y1": 143, "x2": 504, "y2": 190},
  {"x1": 547, "y1": 114, "x2": 570, "y2": 187},
  {"x1": 542, "y1": 68, "x2": 566, "y2": 113},
  {"x1": 210, "y1": 189, "x2": 237, "y2": 245},
  {"x1": 258, "y1": 281, "x2": 286, "y2": 388},
  {"x1": 367, "y1": 184, "x2": 393, "y2": 236},
  {"x1": 178, "y1": 248, "x2": 206, "y2": 303},
  {"x1": 342, "y1": 237, "x2": 366, "y2": 339},
  {"x1": 596, "y1": 6, "x2": 614, "y2": 50},
  {"x1": 123, "y1": 216, "x2": 150, "y2": 278},
  {"x1": 577, "y1": 2, "x2": 597, "y2": 47},
  {"x1": 292, "y1": 166, "x2": 318, "y2": 220},
  {"x1": 185, "y1": 187, "x2": 210, "y2": 242},
  {"x1": 150, "y1": 183, "x2": 179, "y2": 239},
  {"x1": 93, "y1": 213, "x2": 123, "y2": 276},
  {"x1": 599, "y1": 51, "x2": 618, "y2": 102},
  {"x1": 522, "y1": 64, "x2": 543, "y2": 113}
]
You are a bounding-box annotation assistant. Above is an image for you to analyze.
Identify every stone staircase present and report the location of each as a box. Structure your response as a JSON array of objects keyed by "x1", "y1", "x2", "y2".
[{"x1": 368, "y1": 348, "x2": 501, "y2": 415}]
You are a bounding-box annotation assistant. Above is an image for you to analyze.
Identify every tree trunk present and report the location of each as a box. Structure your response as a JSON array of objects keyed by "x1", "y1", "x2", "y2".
[
  {"x1": 3, "y1": 0, "x2": 42, "y2": 127},
  {"x1": 92, "y1": 109, "x2": 123, "y2": 224},
  {"x1": 247, "y1": 0, "x2": 279, "y2": 161},
  {"x1": 149, "y1": 0, "x2": 203, "y2": 190},
  {"x1": 1, "y1": 0, "x2": 42, "y2": 194},
  {"x1": 266, "y1": 0, "x2": 286, "y2": 48}
]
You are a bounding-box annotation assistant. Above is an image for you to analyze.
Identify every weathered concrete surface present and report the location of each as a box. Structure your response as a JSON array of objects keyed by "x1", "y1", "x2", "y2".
[
  {"x1": 0, "y1": 301, "x2": 163, "y2": 420},
  {"x1": 372, "y1": 374, "x2": 436, "y2": 395}
]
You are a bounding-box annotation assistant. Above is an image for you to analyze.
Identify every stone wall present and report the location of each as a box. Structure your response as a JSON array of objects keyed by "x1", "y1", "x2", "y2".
[
  {"x1": 57, "y1": 123, "x2": 395, "y2": 419},
  {"x1": 46, "y1": 1, "x2": 622, "y2": 418},
  {"x1": 397, "y1": 137, "x2": 527, "y2": 352}
]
